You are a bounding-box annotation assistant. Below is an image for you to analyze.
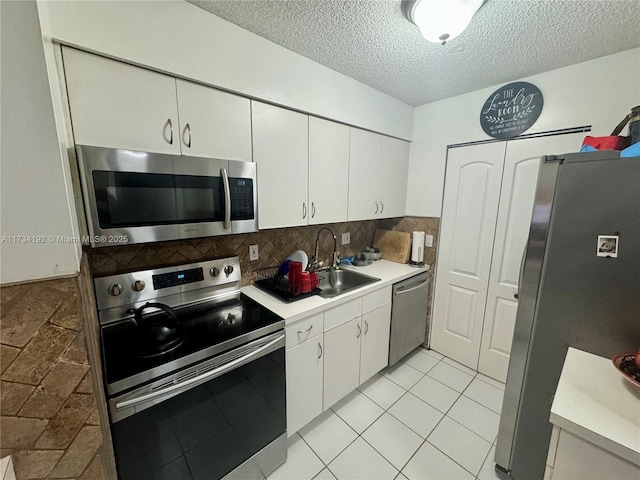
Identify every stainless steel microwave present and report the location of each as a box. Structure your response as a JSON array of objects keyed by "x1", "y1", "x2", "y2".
[{"x1": 76, "y1": 145, "x2": 258, "y2": 247}]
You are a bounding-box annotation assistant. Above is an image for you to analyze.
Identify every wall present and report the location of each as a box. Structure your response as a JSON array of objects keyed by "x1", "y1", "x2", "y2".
[
  {"x1": 406, "y1": 48, "x2": 640, "y2": 217},
  {"x1": 0, "y1": 1, "x2": 81, "y2": 285},
  {"x1": 0, "y1": 276, "x2": 108, "y2": 480},
  {"x1": 36, "y1": 0, "x2": 413, "y2": 140}
]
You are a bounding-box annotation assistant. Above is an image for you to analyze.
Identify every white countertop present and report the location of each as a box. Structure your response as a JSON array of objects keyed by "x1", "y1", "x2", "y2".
[
  {"x1": 241, "y1": 260, "x2": 429, "y2": 324},
  {"x1": 550, "y1": 347, "x2": 640, "y2": 466}
]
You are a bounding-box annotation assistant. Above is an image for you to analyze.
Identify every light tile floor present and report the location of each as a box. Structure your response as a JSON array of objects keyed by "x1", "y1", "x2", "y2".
[{"x1": 268, "y1": 347, "x2": 505, "y2": 480}]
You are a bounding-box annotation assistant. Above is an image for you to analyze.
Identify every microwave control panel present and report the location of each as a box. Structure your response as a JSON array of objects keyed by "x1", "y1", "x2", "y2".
[{"x1": 230, "y1": 178, "x2": 255, "y2": 220}]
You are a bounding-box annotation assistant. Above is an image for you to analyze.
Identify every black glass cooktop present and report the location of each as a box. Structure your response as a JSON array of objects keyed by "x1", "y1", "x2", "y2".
[{"x1": 101, "y1": 293, "x2": 283, "y2": 390}]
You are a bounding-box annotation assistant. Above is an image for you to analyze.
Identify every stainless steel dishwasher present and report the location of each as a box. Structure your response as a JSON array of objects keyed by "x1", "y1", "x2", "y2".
[{"x1": 389, "y1": 272, "x2": 430, "y2": 366}]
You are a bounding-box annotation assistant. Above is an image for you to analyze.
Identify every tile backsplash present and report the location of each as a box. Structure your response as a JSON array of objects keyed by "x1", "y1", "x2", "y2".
[
  {"x1": 88, "y1": 220, "x2": 381, "y2": 284},
  {"x1": 88, "y1": 217, "x2": 440, "y2": 347}
]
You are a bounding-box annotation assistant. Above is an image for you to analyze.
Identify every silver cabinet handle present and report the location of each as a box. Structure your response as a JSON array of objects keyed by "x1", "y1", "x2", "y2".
[
  {"x1": 167, "y1": 118, "x2": 174, "y2": 145},
  {"x1": 380, "y1": 201, "x2": 384, "y2": 213},
  {"x1": 364, "y1": 320, "x2": 369, "y2": 334},
  {"x1": 115, "y1": 333, "x2": 284, "y2": 411},
  {"x1": 356, "y1": 324, "x2": 362, "y2": 338},
  {"x1": 396, "y1": 278, "x2": 430, "y2": 295},
  {"x1": 221, "y1": 168, "x2": 231, "y2": 230},
  {"x1": 318, "y1": 342, "x2": 323, "y2": 359},
  {"x1": 297, "y1": 325, "x2": 313, "y2": 334},
  {"x1": 374, "y1": 201, "x2": 379, "y2": 214},
  {"x1": 303, "y1": 202, "x2": 307, "y2": 219},
  {"x1": 311, "y1": 202, "x2": 316, "y2": 218},
  {"x1": 185, "y1": 123, "x2": 192, "y2": 148}
]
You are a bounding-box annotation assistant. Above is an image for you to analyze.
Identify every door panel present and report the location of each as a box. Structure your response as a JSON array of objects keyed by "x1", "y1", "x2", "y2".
[
  {"x1": 63, "y1": 47, "x2": 180, "y2": 155},
  {"x1": 359, "y1": 303, "x2": 391, "y2": 384},
  {"x1": 286, "y1": 336, "x2": 323, "y2": 435},
  {"x1": 379, "y1": 136, "x2": 408, "y2": 218},
  {"x1": 431, "y1": 142, "x2": 506, "y2": 369},
  {"x1": 348, "y1": 129, "x2": 381, "y2": 221},
  {"x1": 176, "y1": 80, "x2": 251, "y2": 161},
  {"x1": 309, "y1": 118, "x2": 349, "y2": 224},
  {"x1": 323, "y1": 318, "x2": 360, "y2": 409},
  {"x1": 252, "y1": 102, "x2": 309, "y2": 229},
  {"x1": 478, "y1": 132, "x2": 586, "y2": 381}
]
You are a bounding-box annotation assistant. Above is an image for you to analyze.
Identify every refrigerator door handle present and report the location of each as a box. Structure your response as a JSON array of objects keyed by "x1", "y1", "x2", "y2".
[{"x1": 515, "y1": 245, "x2": 527, "y2": 299}]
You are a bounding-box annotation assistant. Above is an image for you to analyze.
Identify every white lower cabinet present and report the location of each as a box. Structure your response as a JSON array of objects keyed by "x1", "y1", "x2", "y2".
[
  {"x1": 359, "y1": 303, "x2": 392, "y2": 384},
  {"x1": 286, "y1": 334, "x2": 324, "y2": 436},
  {"x1": 285, "y1": 285, "x2": 394, "y2": 434},
  {"x1": 323, "y1": 317, "x2": 362, "y2": 409}
]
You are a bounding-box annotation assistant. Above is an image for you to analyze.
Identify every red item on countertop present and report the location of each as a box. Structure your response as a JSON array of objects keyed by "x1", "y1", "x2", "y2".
[{"x1": 288, "y1": 261, "x2": 302, "y2": 296}]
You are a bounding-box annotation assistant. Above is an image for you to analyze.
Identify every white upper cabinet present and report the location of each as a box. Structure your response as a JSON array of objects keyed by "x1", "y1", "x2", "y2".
[
  {"x1": 63, "y1": 48, "x2": 252, "y2": 160},
  {"x1": 379, "y1": 136, "x2": 409, "y2": 218},
  {"x1": 308, "y1": 117, "x2": 349, "y2": 225},
  {"x1": 175, "y1": 80, "x2": 251, "y2": 161},
  {"x1": 348, "y1": 128, "x2": 382, "y2": 221},
  {"x1": 252, "y1": 101, "x2": 309, "y2": 229},
  {"x1": 348, "y1": 128, "x2": 409, "y2": 221},
  {"x1": 63, "y1": 47, "x2": 180, "y2": 154}
]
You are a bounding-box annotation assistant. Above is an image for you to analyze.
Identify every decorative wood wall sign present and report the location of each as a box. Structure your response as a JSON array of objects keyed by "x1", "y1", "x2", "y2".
[{"x1": 480, "y1": 82, "x2": 543, "y2": 139}]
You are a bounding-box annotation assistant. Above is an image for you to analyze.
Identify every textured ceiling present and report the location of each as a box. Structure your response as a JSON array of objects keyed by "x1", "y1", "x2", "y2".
[{"x1": 186, "y1": 0, "x2": 640, "y2": 106}]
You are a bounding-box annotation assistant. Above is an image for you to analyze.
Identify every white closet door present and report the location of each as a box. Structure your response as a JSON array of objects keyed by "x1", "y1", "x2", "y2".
[
  {"x1": 478, "y1": 132, "x2": 585, "y2": 381},
  {"x1": 430, "y1": 142, "x2": 506, "y2": 369}
]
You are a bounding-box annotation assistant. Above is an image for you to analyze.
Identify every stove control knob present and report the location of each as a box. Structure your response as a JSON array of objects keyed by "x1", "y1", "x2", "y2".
[
  {"x1": 108, "y1": 284, "x2": 123, "y2": 296},
  {"x1": 224, "y1": 265, "x2": 234, "y2": 277},
  {"x1": 131, "y1": 280, "x2": 146, "y2": 292},
  {"x1": 209, "y1": 267, "x2": 220, "y2": 278}
]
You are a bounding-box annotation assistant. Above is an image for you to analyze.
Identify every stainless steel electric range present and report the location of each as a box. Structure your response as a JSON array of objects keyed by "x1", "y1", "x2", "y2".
[{"x1": 94, "y1": 257, "x2": 286, "y2": 480}]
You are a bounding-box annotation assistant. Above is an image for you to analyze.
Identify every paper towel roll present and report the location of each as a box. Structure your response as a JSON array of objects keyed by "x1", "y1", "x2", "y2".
[{"x1": 411, "y1": 231, "x2": 425, "y2": 263}]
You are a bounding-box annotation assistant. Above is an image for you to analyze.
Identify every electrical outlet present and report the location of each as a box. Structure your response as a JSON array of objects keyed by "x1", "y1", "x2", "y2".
[
  {"x1": 249, "y1": 244, "x2": 259, "y2": 261},
  {"x1": 341, "y1": 232, "x2": 350, "y2": 245},
  {"x1": 425, "y1": 235, "x2": 433, "y2": 248}
]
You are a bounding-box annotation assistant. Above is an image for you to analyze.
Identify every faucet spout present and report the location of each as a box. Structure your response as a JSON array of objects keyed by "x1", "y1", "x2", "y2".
[{"x1": 310, "y1": 227, "x2": 339, "y2": 272}]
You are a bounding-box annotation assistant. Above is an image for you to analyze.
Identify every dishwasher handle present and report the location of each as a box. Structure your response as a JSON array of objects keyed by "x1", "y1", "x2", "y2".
[{"x1": 395, "y1": 278, "x2": 429, "y2": 295}]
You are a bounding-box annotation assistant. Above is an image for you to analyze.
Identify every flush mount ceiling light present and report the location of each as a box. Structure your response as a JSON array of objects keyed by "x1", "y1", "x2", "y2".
[{"x1": 401, "y1": 0, "x2": 485, "y2": 45}]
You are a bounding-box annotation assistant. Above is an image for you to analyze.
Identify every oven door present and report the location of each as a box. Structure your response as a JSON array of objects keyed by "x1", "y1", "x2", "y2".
[
  {"x1": 109, "y1": 331, "x2": 286, "y2": 480},
  {"x1": 77, "y1": 145, "x2": 257, "y2": 246}
]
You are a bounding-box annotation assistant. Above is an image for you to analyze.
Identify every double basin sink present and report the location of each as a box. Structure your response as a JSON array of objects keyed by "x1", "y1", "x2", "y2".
[{"x1": 315, "y1": 268, "x2": 380, "y2": 298}]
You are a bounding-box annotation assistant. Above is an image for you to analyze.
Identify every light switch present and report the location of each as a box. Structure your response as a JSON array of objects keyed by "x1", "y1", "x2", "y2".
[
  {"x1": 249, "y1": 244, "x2": 259, "y2": 261},
  {"x1": 425, "y1": 235, "x2": 433, "y2": 248}
]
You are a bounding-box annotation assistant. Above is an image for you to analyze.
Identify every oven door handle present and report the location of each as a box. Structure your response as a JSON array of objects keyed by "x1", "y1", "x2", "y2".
[
  {"x1": 114, "y1": 333, "x2": 284, "y2": 411},
  {"x1": 221, "y1": 167, "x2": 231, "y2": 230}
]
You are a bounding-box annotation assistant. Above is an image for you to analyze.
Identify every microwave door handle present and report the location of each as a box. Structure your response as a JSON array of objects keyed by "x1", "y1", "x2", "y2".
[{"x1": 221, "y1": 168, "x2": 231, "y2": 230}]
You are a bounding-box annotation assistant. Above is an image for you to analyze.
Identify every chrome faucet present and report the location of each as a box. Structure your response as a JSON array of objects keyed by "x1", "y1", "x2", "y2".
[{"x1": 310, "y1": 227, "x2": 339, "y2": 272}]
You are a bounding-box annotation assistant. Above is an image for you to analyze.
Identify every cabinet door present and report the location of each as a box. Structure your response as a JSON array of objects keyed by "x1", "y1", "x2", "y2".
[
  {"x1": 252, "y1": 102, "x2": 309, "y2": 229},
  {"x1": 308, "y1": 117, "x2": 349, "y2": 225},
  {"x1": 323, "y1": 317, "x2": 361, "y2": 409},
  {"x1": 176, "y1": 80, "x2": 251, "y2": 161},
  {"x1": 360, "y1": 303, "x2": 392, "y2": 384},
  {"x1": 379, "y1": 136, "x2": 408, "y2": 218},
  {"x1": 62, "y1": 47, "x2": 180, "y2": 154},
  {"x1": 478, "y1": 132, "x2": 586, "y2": 382},
  {"x1": 430, "y1": 142, "x2": 506, "y2": 369},
  {"x1": 286, "y1": 336, "x2": 324, "y2": 435},
  {"x1": 348, "y1": 128, "x2": 381, "y2": 221}
]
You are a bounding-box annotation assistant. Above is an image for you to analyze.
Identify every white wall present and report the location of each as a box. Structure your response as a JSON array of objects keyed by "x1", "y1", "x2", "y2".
[
  {"x1": 406, "y1": 48, "x2": 640, "y2": 217},
  {"x1": 0, "y1": 1, "x2": 81, "y2": 285},
  {"x1": 37, "y1": 0, "x2": 414, "y2": 140}
]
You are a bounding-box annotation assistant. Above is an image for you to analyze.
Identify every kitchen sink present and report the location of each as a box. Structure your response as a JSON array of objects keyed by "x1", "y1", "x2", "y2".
[{"x1": 317, "y1": 268, "x2": 380, "y2": 298}]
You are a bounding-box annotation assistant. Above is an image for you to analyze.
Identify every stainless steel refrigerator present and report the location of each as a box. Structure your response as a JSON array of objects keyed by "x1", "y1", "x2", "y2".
[{"x1": 495, "y1": 150, "x2": 640, "y2": 479}]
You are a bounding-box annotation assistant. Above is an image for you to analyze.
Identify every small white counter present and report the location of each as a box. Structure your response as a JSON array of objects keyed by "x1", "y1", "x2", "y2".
[
  {"x1": 241, "y1": 260, "x2": 428, "y2": 325},
  {"x1": 546, "y1": 347, "x2": 640, "y2": 479}
]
